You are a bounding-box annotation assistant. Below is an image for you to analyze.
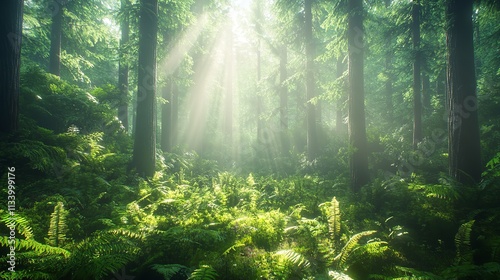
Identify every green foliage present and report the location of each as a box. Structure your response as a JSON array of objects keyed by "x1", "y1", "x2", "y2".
[
  {"x1": 455, "y1": 220, "x2": 475, "y2": 265},
  {"x1": 151, "y1": 264, "x2": 189, "y2": 280},
  {"x1": 188, "y1": 265, "x2": 219, "y2": 280},
  {"x1": 46, "y1": 202, "x2": 68, "y2": 247}
]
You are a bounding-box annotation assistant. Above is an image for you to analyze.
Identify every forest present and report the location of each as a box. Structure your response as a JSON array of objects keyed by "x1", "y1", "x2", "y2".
[{"x1": 1, "y1": 0, "x2": 500, "y2": 279}]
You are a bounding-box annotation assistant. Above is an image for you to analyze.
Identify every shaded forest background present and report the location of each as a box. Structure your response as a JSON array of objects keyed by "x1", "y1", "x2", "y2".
[{"x1": 1, "y1": 0, "x2": 500, "y2": 279}]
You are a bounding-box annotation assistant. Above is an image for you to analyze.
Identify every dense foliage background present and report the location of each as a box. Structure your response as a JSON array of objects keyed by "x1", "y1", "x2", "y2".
[{"x1": 1, "y1": 0, "x2": 500, "y2": 279}]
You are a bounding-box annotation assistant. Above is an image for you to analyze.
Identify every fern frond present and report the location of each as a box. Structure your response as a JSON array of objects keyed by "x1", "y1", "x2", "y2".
[
  {"x1": 455, "y1": 220, "x2": 475, "y2": 265},
  {"x1": 424, "y1": 184, "x2": 460, "y2": 201},
  {"x1": 151, "y1": 264, "x2": 189, "y2": 280},
  {"x1": 62, "y1": 229, "x2": 142, "y2": 279},
  {"x1": 47, "y1": 202, "x2": 68, "y2": 247},
  {"x1": 274, "y1": 249, "x2": 311, "y2": 268},
  {"x1": 1, "y1": 213, "x2": 34, "y2": 240},
  {"x1": 0, "y1": 236, "x2": 70, "y2": 257},
  {"x1": 329, "y1": 197, "x2": 341, "y2": 244},
  {"x1": 188, "y1": 265, "x2": 218, "y2": 280},
  {"x1": 334, "y1": 230, "x2": 377, "y2": 270}
]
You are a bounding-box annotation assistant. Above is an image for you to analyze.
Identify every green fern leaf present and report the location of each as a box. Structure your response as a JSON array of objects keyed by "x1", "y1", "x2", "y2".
[
  {"x1": 274, "y1": 249, "x2": 311, "y2": 268},
  {"x1": 46, "y1": 202, "x2": 68, "y2": 247},
  {"x1": 188, "y1": 265, "x2": 218, "y2": 280},
  {"x1": 1, "y1": 213, "x2": 34, "y2": 240},
  {"x1": 329, "y1": 197, "x2": 341, "y2": 243},
  {"x1": 455, "y1": 220, "x2": 475, "y2": 265},
  {"x1": 151, "y1": 264, "x2": 189, "y2": 280},
  {"x1": 334, "y1": 230, "x2": 377, "y2": 270}
]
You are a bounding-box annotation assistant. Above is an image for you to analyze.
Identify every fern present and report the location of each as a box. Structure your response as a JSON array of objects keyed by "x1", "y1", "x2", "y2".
[
  {"x1": 455, "y1": 220, "x2": 475, "y2": 265},
  {"x1": 46, "y1": 202, "x2": 68, "y2": 247},
  {"x1": 329, "y1": 197, "x2": 341, "y2": 244},
  {"x1": 334, "y1": 230, "x2": 377, "y2": 270},
  {"x1": 274, "y1": 249, "x2": 311, "y2": 268},
  {"x1": 1, "y1": 213, "x2": 34, "y2": 240},
  {"x1": 62, "y1": 229, "x2": 142, "y2": 279},
  {"x1": 0, "y1": 236, "x2": 70, "y2": 257},
  {"x1": 151, "y1": 264, "x2": 189, "y2": 280},
  {"x1": 188, "y1": 265, "x2": 218, "y2": 280}
]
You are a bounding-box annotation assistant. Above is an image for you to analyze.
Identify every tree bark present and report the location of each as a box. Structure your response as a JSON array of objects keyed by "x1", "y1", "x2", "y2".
[
  {"x1": 446, "y1": 0, "x2": 482, "y2": 185},
  {"x1": 305, "y1": 0, "x2": 318, "y2": 160},
  {"x1": 49, "y1": 0, "x2": 63, "y2": 76},
  {"x1": 133, "y1": 0, "x2": 158, "y2": 177},
  {"x1": 336, "y1": 56, "x2": 347, "y2": 135},
  {"x1": 118, "y1": 0, "x2": 130, "y2": 131},
  {"x1": 0, "y1": 0, "x2": 23, "y2": 134},
  {"x1": 412, "y1": 0, "x2": 422, "y2": 150},
  {"x1": 279, "y1": 45, "x2": 289, "y2": 154},
  {"x1": 224, "y1": 25, "x2": 234, "y2": 155},
  {"x1": 161, "y1": 77, "x2": 173, "y2": 153},
  {"x1": 348, "y1": 0, "x2": 369, "y2": 192}
]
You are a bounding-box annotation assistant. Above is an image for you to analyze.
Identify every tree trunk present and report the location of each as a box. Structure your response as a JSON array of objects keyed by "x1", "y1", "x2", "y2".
[
  {"x1": 348, "y1": 0, "x2": 369, "y2": 192},
  {"x1": 224, "y1": 25, "x2": 234, "y2": 156},
  {"x1": 279, "y1": 45, "x2": 289, "y2": 154},
  {"x1": 422, "y1": 70, "x2": 431, "y2": 112},
  {"x1": 49, "y1": 0, "x2": 63, "y2": 76},
  {"x1": 384, "y1": 0, "x2": 393, "y2": 122},
  {"x1": 412, "y1": 0, "x2": 422, "y2": 150},
  {"x1": 305, "y1": 0, "x2": 317, "y2": 160},
  {"x1": 0, "y1": 0, "x2": 23, "y2": 134},
  {"x1": 446, "y1": 0, "x2": 482, "y2": 185},
  {"x1": 336, "y1": 56, "x2": 347, "y2": 135},
  {"x1": 118, "y1": 0, "x2": 130, "y2": 131},
  {"x1": 161, "y1": 77, "x2": 173, "y2": 153},
  {"x1": 133, "y1": 0, "x2": 158, "y2": 177}
]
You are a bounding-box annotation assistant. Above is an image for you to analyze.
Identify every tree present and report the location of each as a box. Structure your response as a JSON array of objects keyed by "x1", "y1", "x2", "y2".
[
  {"x1": 445, "y1": 0, "x2": 482, "y2": 184},
  {"x1": 347, "y1": 0, "x2": 369, "y2": 192},
  {"x1": 305, "y1": 0, "x2": 318, "y2": 160},
  {"x1": 412, "y1": 0, "x2": 422, "y2": 149},
  {"x1": 118, "y1": 0, "x2": 130, "y2": 131},
  {"x1": 279, "y1": 45, "x2": 289, "y2": 154},
  {"x1": 49, "y1": 0, "x2": 64, "y2": 76},
  {"x1": 0, "y1": 0, "x2": 23, "y2": 134},
  {"x1": 133, "y1": 0, "x2": 158, "y2": 177}
]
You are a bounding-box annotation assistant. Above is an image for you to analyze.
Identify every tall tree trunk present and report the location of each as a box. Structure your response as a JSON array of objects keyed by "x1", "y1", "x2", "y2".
[
  {"x1": 305, "y1": 0, "x2": 317, "y2": 160},
  {"x1": 49, "y1": 0, "x2": 63, "y2": 76},
  {"x1": 348, "y1": 0, "x2": 369, "y2": 192},
  {"x1": 0, "y1": 0, "x2": 23, "y2": 134},
  {"x1": 224, "y1": 25, "x2": 234, "y2": 156},
  {"x1": 118, "y1": 0, "x2": 130, "y2": 131},
  {"x1": 422, "y1": 70, "x2": 431, "y2": 112},
  {"x1": 255, "y1": 0, "x2": 263, "y2": 144},
  {"x1": 160, "y1": 78, "x2": 173, "y2": 153},
  {"x1": 412, "y1": 0, "x2": 422, "y2": 150},
  {"x1": 383, "y1": 0, "x2": 393, "y2": 122},
  {"x1": 446, "y1": 0, "x2": 481, "y2": 185},
  {"x1": 279, "y1": 45, "x2": 289, "y2": 154},
  {"x1": 133, "y1": 0, "x2": 158, "y2": 177},
  {"x1": 336, "y1": 56, "x2": 347, "y2": 135}
]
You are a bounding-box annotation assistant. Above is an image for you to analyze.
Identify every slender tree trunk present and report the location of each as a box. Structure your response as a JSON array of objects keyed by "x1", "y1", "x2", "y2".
[
  {"x1": 118, "y1": 0, "x2": 130, "y2": 131},
  {"x1": 446, "y1": 0, "x2": 481, "y2": 185},
  {"x1": 336, "y1": 56, "x2": 347, "y2": 134},
  {"x1": 160, "y1": 73, "x2": 173, "y2": 153},
  {"x1": 422, "y1": 70, "x2": 431, "y2": 112},
  {"x1": 279, "y1": 45, "x2": 289, "y2": 154},
  {"x1": 305, "y1": 0, "x2": 317, "y2": 160},
  {"x1": 133, "y1": 0, "x2": 158, "y2": 177},
  {"x1": 384, "y1": 0, "x2": 393, "y2": 122},
  {"x1": 49, "y1": 0, "x2": 63, "y2": 76},
  {"x1": 0, "y1": 0, "x2": 23, "y2": 134},
  {"x1": 412, "y1": 0, "x2": 422, "y2": 150},
  {"x1": 224, "y1": 25, "x2": 234, "y2": 155},
  {"x1": 348, "y1": 0, "x2": 369, "y2": 192}
]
